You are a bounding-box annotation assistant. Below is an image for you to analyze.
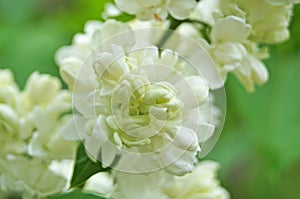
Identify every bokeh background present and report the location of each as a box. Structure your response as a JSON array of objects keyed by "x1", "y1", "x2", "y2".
[{"x1": 1, "y1": 0, "x2": 300, "y2": 198}]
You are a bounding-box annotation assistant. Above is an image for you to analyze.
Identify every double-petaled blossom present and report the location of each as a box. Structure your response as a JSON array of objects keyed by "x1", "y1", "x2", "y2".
[
  {"x1": 185, "y1": 0, "x2": 283, "y2": 91},
  {"x1": 109, "y1": 161, "x2": 229, "y2": 199},
  {"x1": 57, "y1": 19, "x2": 220, "y2": 176},
  {"x1": 163, "y1": 161, "x2": 230, "y2": 199},
  {"x1": 227, "y1": 0, "x2": 294, "y2": 44},
  {"x1": 111, "y1": 170, "x2": 169, "y2": 199},
  {"x1": 55, "y1": 20, "x2": 130, "y2": 90},
  {"x1": 0, "y1": 156, "x2": 67, "y2": 199},
  {"x1": 0, "y1": 69, "x2": 76, "y2": 198},
  {"x1": 191, "y1": 0, "x2": 294, "y2": 44},
  {"x1": 208, "y1": 16, "x2": 269, "y2": 92}
]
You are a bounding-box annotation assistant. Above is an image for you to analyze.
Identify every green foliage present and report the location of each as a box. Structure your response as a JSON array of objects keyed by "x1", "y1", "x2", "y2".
[
  {"x1": 207, "y1": 31, "x2": 300, "y2": 199},
  {"x1": 47, "y1": 189, "x2": 108, "y2": 199},
  {"x1": 71, "y1": 143, "x2": 109, "y2": 188},
  {"x1": 0, "y1": 0, "x2": 112, "y2": 88}
]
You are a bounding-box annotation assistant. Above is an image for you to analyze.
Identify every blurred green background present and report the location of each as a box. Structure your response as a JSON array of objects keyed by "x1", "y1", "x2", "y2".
[{"x1": 1, "y1": 1, "x2": 300, "y2": 198}]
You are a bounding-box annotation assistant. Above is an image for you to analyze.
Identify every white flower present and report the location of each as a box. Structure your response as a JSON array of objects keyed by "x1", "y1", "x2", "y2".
[
  {"x1": 0, "y1": 104, "x2": 19, "y2": 135},
  {"x1": 0, "y1": 69, "x2": 20, "y2": 110},
  {"x1": 231, "y1": 0, "x2": 293, "y2": 44},
  {"x1": 208, "y1": 16, "x2": 269, "y2": 91},
  {"x1": 112, "y1": 171, "x2": 169, "y2": 199},
  {"x1": 114, "y1": 0, "x2": 197, "y2": 20},
  {"x1": 22, "y1": 72, "x2": 75, "y2": 160},
  {"x1": 0, "y1": 156, "x2": 67, "y2": 199},
  {"x1": 186, "y1": 3, "x2": 270, "y2": 91},
  {"x1": 64, "y1": 45, "x2": 217, "y2": 175},
  {"x1": 193, "y1": 0, "x2": 294, "y2": 44},
  {"x1": 230, "y1": 42, "x2": 269, "y2": 91},
  {"x1": 163, "y1": 161, "x2": 230, "y2": 199},
  {"x1": 102, "y1": 3, "x2": 123, "y2": 19},
  {"x1": 0, "y1": 70, "x2": 26, "y2": 156},
  {"x1": 56, "y1": 19, "x2": 170, "y2": 91},
  {"x1": 55, "y1": 20, "x2": 131, "y2": 90},
  {"x1": 210, "y1": 16, "x2": 252, "y2": 43},
  {"x1": 0, "y1": 69, "x2": 17, "y2": 88},
  {"x1": 0, "y1": 104, "x2": 27, "y2": 156},
  {"x1": 0, "y1": 69, "x2": 75, "y2": 159},
  {"x1": 28, "y1": 110, "x2": 76, "y2": 159},
  {"x1": 129, "y1": 17, "x2": 170, "y2": 30},
  {"x1": 24, "y1": 72, "x2": 61, "y2": 105},
  {"x1": 189, "y1": 0, "x2": 220, "y2": 25},
  {"x1": 49, "y1": 160, "x2": 74, "y2": 189},
  {"x1": 111, "y1": 161, "x2": 229, "y2": 199},
  {"x1": 58, "y1": 19, "x2": 223, "y2": 175},
  {"x1": 84, "y1": 172, "x2": 116, "y2": 197},
  {"x1": 0, "y1": 69, "x2": 76, "y2": 197}
]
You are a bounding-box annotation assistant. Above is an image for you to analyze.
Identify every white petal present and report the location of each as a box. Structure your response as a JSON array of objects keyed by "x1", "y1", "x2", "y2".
[
  {"x1": 59, "y1": 58, "x2": 82, "y2": 89},
  {"x1": 194, "y1": 123, "x2": 215, "y2": 142},
  {"x1": 58, "y1": 115, "x2": 88, "y2": 140},
  {"x1": 173, "y1": 127, "x2": 199, "y2": 151},
  {"x1": 211, "y1": 16, "x2": 252, "y2": 43},
  {"x1": 161, "y1": 145, "x2": 197, "y2": 176},
  {"x1": 84, "y1": 172, "x2": 115, "y2": 195},
  {"x1": 248, "y1": 55, "x2": 269, "y2": 85},
  {"x1": 168, "y1": 0, "x2": 197, "y2": 20}
]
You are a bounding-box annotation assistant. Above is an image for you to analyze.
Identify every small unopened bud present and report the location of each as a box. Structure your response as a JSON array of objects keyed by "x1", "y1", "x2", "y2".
[
  {"x1": 60, "y1": 58, "x2": 82, "y2": 90},
  {"x1": 0, "y1": 104, "x2": 19, "y2": 133},
  {"x1": 24, "y1": 72, "x2": 61, "y2": 104}
]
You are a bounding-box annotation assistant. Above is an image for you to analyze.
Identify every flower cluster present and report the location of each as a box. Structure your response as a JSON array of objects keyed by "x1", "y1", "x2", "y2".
[
  {"x1": 2, "y1": 0, "x2": 298, "y2": 198},
  {"x1": 163, "y1": 161, "x2": 229, "y2": 199},
  {"x1": 185, "y1": 0, "x2": 299, "y2": 91},
  {"x1": 53, "y1": 0, "x2": 300, "y2": 198},
  {"x1": 57, "y1": 19, "x2": 221, "y2": 175},
  {"x1": 87, "y1": 161, "x2": 229, "y2": 199},
  {"x1": 0, "y1": 69, "x2": 76, "y2": 198}
]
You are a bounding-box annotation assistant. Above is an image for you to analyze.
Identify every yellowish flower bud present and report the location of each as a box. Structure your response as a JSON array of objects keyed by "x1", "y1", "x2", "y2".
[{"x1": 24, "y1": 72, "x2": 61, "y2": 104}]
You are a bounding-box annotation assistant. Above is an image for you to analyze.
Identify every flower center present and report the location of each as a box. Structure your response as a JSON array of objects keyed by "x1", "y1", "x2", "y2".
[
  {"x1": 107, "y1": 75, "x2": 183, "y2": 147},
  {"x1": 129, "y1": 83, "x2": 182, "y2": 121}
]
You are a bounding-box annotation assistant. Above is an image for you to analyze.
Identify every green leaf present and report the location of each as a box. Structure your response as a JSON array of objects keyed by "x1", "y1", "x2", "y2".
[
  {"x1": 47, "y1": 189, "x2": 108, "y2": 199},
  {"x1": 70, "y1": 143, "x2": 109, "y2": 188}
]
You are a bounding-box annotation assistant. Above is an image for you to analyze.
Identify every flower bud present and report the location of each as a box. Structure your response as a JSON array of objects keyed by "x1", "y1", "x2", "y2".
[
  {"x1": 59, "y1": 58, "x2": 82, "y2": 90},
  {"x1": 24, "y1": 72, "x2": 61, "y2": 104},
  {"x1": 0, "y1": 104, "x2": 19, "y2": 134},
  {"x1": 163, "y1": 161, "x2": 230, "y2": 199},
  {"x1": 0, "y1": 69, "x2": 17, "y2": 88}
]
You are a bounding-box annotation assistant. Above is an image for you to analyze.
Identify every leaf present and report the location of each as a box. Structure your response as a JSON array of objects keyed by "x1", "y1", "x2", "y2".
[
  {"x1": 70, "y1": 143, "x2": 109, "y2": 188},
  {"x1": 47, "y1": 189, "x2": 108, "y2": 199}
]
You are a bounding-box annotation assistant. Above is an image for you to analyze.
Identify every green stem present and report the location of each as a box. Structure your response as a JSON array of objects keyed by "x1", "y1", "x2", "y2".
[
  {"x1": 157, "y1": 16, "x2": 182, "y2": 48},
  {"x1": 183, "y1": 19, "x2": 211, "y2": 29},
  {"x1": 157, "y1": 17, "x2": 212, "y2": 48},
  {"x1": 185, "y1": 19, "x2": 212, "y2": 44}
]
